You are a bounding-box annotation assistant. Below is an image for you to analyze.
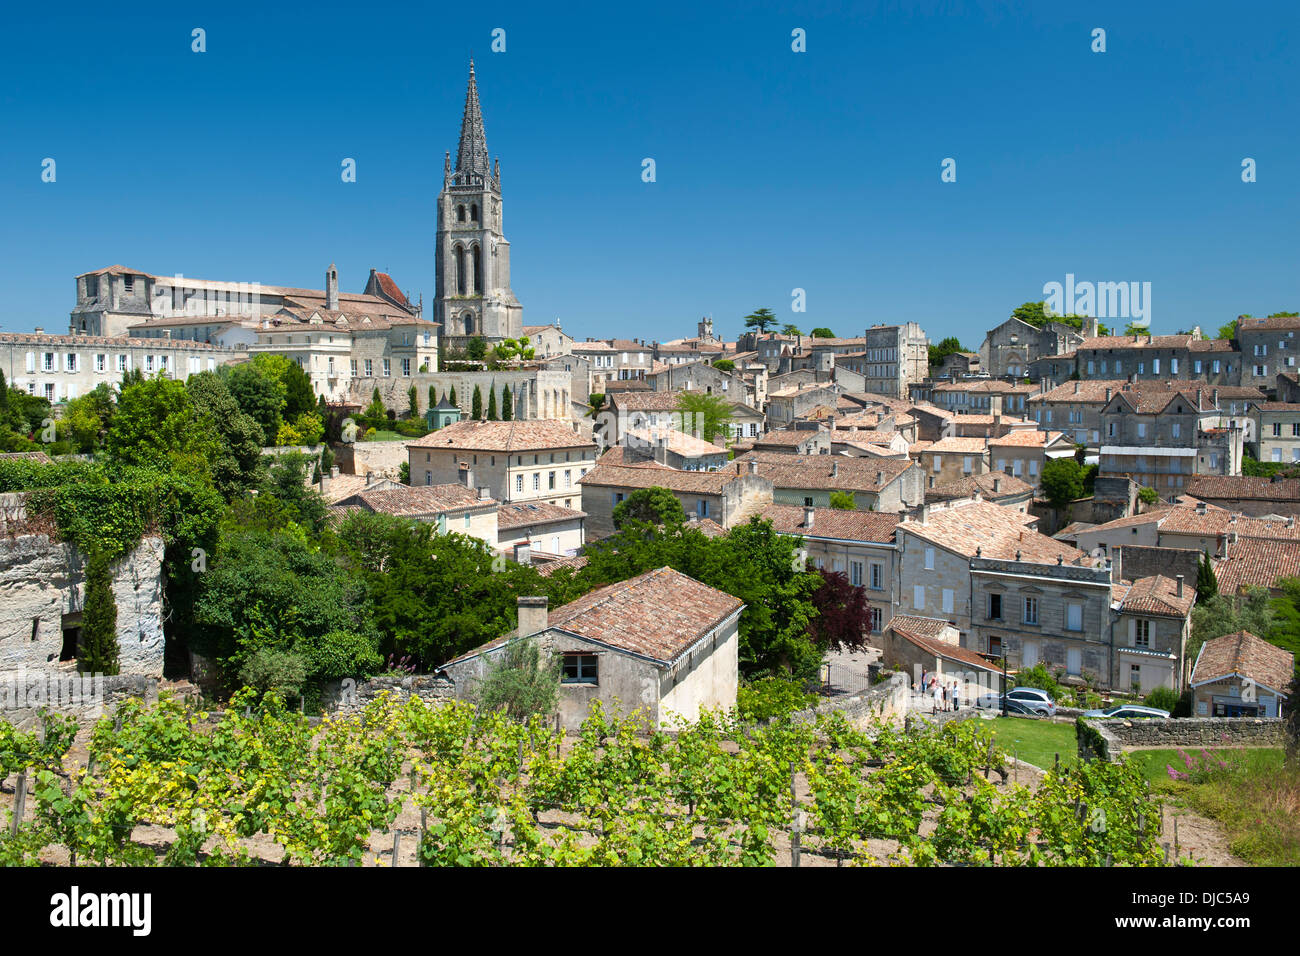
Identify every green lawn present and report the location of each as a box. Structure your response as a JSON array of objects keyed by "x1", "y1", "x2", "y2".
[
  {"x1": 363, "y1": 430, "x2": 403, "y2": 442},
  {"x1": 978, "y1": 716, "x2": 1078, "y2": 771},
  {"x1": 1125, "y1": 746, "x2": 1284, "y2": 788}
]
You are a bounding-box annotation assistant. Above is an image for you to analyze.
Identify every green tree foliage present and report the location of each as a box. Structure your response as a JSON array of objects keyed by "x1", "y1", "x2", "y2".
[
  {"x1": 612, "y1": 486, "x2": 687, "y2": 529},
  {"x1": 186, "y1": 372, "x2": 263, "y2": 500},
  {"x1": 1143, "y1": 686, "x2": 1180, "y2": 712},
  {"x1": 471, "y1": 385, "x2": 483, "y2": 420},
  {"x1": 335, "y1": 511, "x2": 547, "y2": 668},
  {"x1": 238, "y1": 648, "x2": 308, "y2": 701},
  {"x1": 743, "y1": 308, "x2": 777, "y2": 334},
  {"x1": 577, "y1": 517, "x2": 823, "y2": 681},
  {"x1": 1217, "y1": 320, "x2": 1238, "y2": 341},
  {"x1": 828, "y1": 490, "x2": 855, "y2": 510},
  {"x1": 486, "y1": 386, "x2": 498, "y2": 421},
  {"x1": 1189, "y1": 589, "x2": 1275, "y2": 667},
  {"x1": 57, "y1": 384, "x2": 116, "y2": 453},
  {"x1": 428, "y1": 384, "x2": 437, "y2": 410},
  {"x1": 1137, "y1": 486, "x2": 1159, "y2": 506},
  {"x1": 475, "y1": 640, "x2": 561, "y2": 721},
  {"x1": 399, "y1": 461, "x2": 410, "y2": 485},
  {"x1": 1010, "y1": 301, "x2": 1108, "y2": 335},
  {"x1": 192, "y1": 527, "x2": 377, "y2": 687},
  {"x1": 1123, "y1": 323, "x2": 1151, "y2": 336},
  {"x1": 1013, "y1": 663, "x2": 1062, "y2": 701},
  {"x1": 677, "y1": 392, "x2": 733, "y2": 444},
  {"x1": 780, "y1": 324, "x2": 802, "y2": 336},
  {"x1": 278, "y1": 357, "x2": 317, "y2": 420},
  {"x1": 809, "y1": 327, "x2": 835, "y2": 338},
  {"x1": 449, "y1": 385, "x2": 458, "y2": 408},
  {"x1": 259, "y1": 451, "x2": 329, "y2": 533},
  {"x1": 501, "y1": 386, "x2": 512, "y2": 421},
  {"x1": 490, "y1": 338, "x2": 536, "y2": 363},
  {"x1": 466, "y1": 337, "x2": 488, "y2": 361},
  {"x1": 408, "y1": 384, "x2": 419, "y2": 417},
  {"x1": 105, "y1": 376, "x2": 222, "y2": 474},
  {"x1": 1196, "y1": 552, "x2": 1219, "y2": 602},
  {"x1": 1264, "y1": 578, "x2": 1300, "y2": 679},
  {"x1": 712, "y1": 359, "x2": 736, "y2": 372},
  {"x1": 928, "y1": 335, "x2": 968, "y2": 370},
  {"x1": 588, "y1": 392, "x2": 605, "y2": 412},
  {"x1": 222, "y1": 362, "x2": 284, "y2": 445},
  {"x1": 1040, "y1": 458, "x2": 1084, "y2": 513},
  {"x1": 79, "y1": 549, "x2": 120, "y2": 676}
]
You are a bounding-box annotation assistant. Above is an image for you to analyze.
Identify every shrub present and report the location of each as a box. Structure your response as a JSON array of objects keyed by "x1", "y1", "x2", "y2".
[
  {"x1": 1143, "y1": 686, "x2": 1180, "y2": 713},
  {"x1": 238, "y1": 647, "x2": 308, "y2": 700},
  {"x1": 80, "y1": 549, "x2": 120, "y2": 676},
  {"x1": 476, "y1": 641, "x2": 561, "y2": 721},
  {"x1": 735, "y1": 676, "x2": 817, "y2": 722},
  {"x1": 1013, "y1": 663, "x2": 1062, "y2": 701},
  {"x1": 296, "y1": 629, "x2": 383, "y2": 682}
]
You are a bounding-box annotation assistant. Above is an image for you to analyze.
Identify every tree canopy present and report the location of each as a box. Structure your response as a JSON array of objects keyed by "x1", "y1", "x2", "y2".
[
  {"x1": 612, "y1": 486, "x2": 687, "y2": 529},
  {"x1": 677, "y1": 392, "x2": 733, "y2": 444},
  {"x1": 744, "y1": 308, "x2": 777, "y2": 334}
]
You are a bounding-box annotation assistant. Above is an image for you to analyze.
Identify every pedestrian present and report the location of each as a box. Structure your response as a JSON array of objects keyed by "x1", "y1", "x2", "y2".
[
  {"x1": 941, "y1": 683, "x2": 948, "y2": 711},
  {"x1": 952, "y1": 680, "x2": 961, "y2": 710},
  {"x1": 932, "y1": 680, "x2": 942, "y2": 715}
]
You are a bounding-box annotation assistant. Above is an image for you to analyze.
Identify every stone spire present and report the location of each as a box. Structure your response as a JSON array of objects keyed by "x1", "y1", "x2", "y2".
[{"x1": 454, "y1": 59, "x2": 491, "y2": 185}]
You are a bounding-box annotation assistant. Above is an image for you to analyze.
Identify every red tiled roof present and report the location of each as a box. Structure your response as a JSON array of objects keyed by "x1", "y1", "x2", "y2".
[
  {"x1": 1192, "y1": 630, "x2": 1294, "y2": 692},
  {"x1": 899, "y1": 500, "x2": 1079, "y2": 563},
  {"x1": 497, "y1": 501, "x2": 586, "y2": 530},
  {"x1": 758, "y1": 504, "x2": 900, "y2": 542},
  {"x1": 343, "y1": 484, "x2": 491, "y2": 516},
  {"x1": 925, "y1": 472, "x2": 1034, "y2": 502},
  {"x1": 407, "y1": 420, "x2": 596, "y2": 452},
  {"x1": 733, "y1": 451, "x2": 914, "y2": 494},
  {"x1": 888, "y1": 617, "x2": 1002, "y2": 672},
  {"x1": 1188, "y1": 476, "x2": 1300, "y2": 502},
  {"x1": 1213, "y1": 537, "x2": 1300, "y2": 594},
  {"x1": 1119, "y1": 574, "x2": 1196, "y2": 618}
]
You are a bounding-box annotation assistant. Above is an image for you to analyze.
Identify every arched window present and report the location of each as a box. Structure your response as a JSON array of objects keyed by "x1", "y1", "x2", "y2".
[
  {"x1": 470, "y1": 203, "x2": 478, "y2": 222},
  {"x1": 455, "y1": 245, "x2": 466, "y2": 295},
  {"x1": 472, "y1": 245, "x2": 483, "y2": 294},
  {"x1": 457, "y1": 205, "x2": 466, "y2": 222},
  {"x1": 462, "y1": 312, "x2": 475, "y2": 335}
]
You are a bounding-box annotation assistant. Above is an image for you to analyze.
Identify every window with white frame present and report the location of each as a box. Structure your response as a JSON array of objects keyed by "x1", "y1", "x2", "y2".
[
  {"x1": 95, "y1": 354, "x2": 106, "y2": 372},
  {"x1": 383, "y1": 359, "x2": 391, "y2": 377},
  {"x1": 42, "y1": 352, "x2": 54, "y2": 372},
  {"x1": 364, "y1": 359, "x2": 373, "y2": 376},
  {"x1": 924, "y1": 547, "x2": 935, "y2": 570},
  {"x1": 1023, "y1": 595, "x2": 1039, "y2": 624},
  {"x1": 870, "y1": 563, "x2": 883, "y2": 590},
  {"x1": 1135, "y1": 619, "x2": 1151, "y2": 648},
  {"x1": 402, "y1": 358, "x2": 411, "y2": 376},
  {"x1": 1066, "y1": 603, "x2": 1083, "y2": 631}
]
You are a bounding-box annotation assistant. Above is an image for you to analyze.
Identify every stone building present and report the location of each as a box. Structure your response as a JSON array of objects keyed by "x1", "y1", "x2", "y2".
[
  {"x1": 923, "y1": 472, "x2": 1034, "y2": 512},
  {"x1": 751, "y1": 423, "x2": 830, "y2": 456},
  {"x1": 1111, "y1": 574, "x2": 1195, "y2": 692},
  {"x1": 919, "y1": 436, "x2": 990, "y2": 485},
  {"x1": 761, "y1": 505, "x2": 900, "y2": 637},
  {"x1": 988, "y1": 429, "x2": 1075, "y2": 487},
  {"x1": 832, "y1": 324, "x2": 930, "y2": 398},
  {"x1": 1190, "y1": 630, "x2": 1292, "y2": 718},
  {"x1": 521, "y1": 323, "x2": 574, "y2": 358},
  {"x1": 1235, "y1": 315, "x2": 1300, "y2": 392},
  {"x1": 0, "y1": 331, "x2": 236, "y2": 403},
  {"x1": 578, "y1": 458, "x2": 774, "y2": 539},
  {"x1": 0, "y1": 526, "x2": 165, "y2": 677},
  {"x1": 406, "y1": 420, "x2": 597, "y2": 511},
  {"x1": 623, "y1": 428, "x2": 729, "y2": 471},
  {"x1": 1251, "y1": 402, "x2": 1300, "y2": 464},
  {"x1": 434, "y1": 61, "x2": 523, "y2": 346},
  {"x1": 331, "y1": 483, "x2": 500, "y2": 548},
  {"x1": 496, "y1": 501, "x2": 586, "y2": 559},
  {"x1": 931, "y1": 380, "x2": 1037, "y2": 416},
  {"x1": 1075, "y1": 334, "x2": 1241, "y2": 387},
  {"x1": 979, "y1": 316, "x2": 1089, "y2": 380},
  {"x1": 733, "y1": 451, "x2": 923, "y2": 513},
  {"x1": 438, "y1": 568, "x2": 744, "y2": 730}
]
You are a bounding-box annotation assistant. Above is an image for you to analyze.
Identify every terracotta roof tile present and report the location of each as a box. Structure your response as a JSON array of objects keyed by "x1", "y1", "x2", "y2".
[
  {"x1": 925, "y1": 472, "x2": 1034, "y2": 502},
  {"x1": 733, "y1": 451, "x2": 914, "y2": 494},
  {"x1": 1192, "y1": 630, "x2": 1294, "y2": 692},
  {"x1": 757, "y1": 504, "x2": 900, "y2": 542},
  {"x1": 1188, "y1": 476, "x2": 1300, "y2": 502},
  {"x1": 407, "y1": 420, "x2": 596, "y2": 452},
  {"x1": 1119, "y1": 574, "x2": 1196, "y2": 618},
  {"x1": 496, "y1": 501, "x2": 586, "y2": 530},
  {"x1": 1213, "y1": 538, "x2": 1300, "y2": 594},
  {"x1": 899, "y1": 500, "x2": 1081, "y2": 563}
]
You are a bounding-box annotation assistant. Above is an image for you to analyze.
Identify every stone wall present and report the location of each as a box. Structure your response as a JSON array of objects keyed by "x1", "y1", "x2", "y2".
[
  {"x1": 1077, "y1": 716, "x2": 1284, "y2": 762},
  {"x1": 0, "y1": 672, "x2": 165, "y2": 730},
  {"x1": 0, "y1": 534, "x2": 165, "y2": 676},
  {"x1": 319, "y1": 674, "x2": 455, "y2": 714},
  {"x1": 790, "y1": 671, "x2": 912, "y2": 730},
  {"x1": 333, "y1": 439, "x2": 407, "y2": 478}
]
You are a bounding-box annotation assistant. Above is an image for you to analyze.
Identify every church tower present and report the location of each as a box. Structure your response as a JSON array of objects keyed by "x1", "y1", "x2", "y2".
[{"x1": 435, "y1": 60, "x2": 522, "y2": 347}]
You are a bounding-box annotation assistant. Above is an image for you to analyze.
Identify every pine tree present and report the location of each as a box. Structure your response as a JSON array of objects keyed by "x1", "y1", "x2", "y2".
[
  {"x1": 1196, "y1": 551, "x2": 1219, "y2": 602},
  {"x1": 471, "y1": 385, "x2": 483, "y2": 420},
  {"x1": 501, "y1": 386, "x2": 512, "y2": 421},
  {"x1": 80, "y1": 550, "x2": 120, "y2": 676},
  {"x1": 487, "y1": 386, "x2": 498, "y2": 421}
]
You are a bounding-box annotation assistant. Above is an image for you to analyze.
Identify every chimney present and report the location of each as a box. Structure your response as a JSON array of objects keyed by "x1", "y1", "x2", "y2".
[
  {"x1": 34, "y1": 326, "x2": 44, "y2": 335},
  {"x1": 330, "y1": 465, "x2": 339, "y2": 478},
  {"x1": 516, "y1": 595, "x2": 548, "y2": 636},
  {"x1": 1196, "y1": 500, "x2": 1207, "y2": 514},
  {"x1": 326, "y1": 263, "x2": 339, "y2": 310},
  {"x1": 876, "y1": 471, "x2": 884, "y2": 487},
  {"x1": 747, "y1": 459, "x2": 758, "y2": 475},
  {"x1": 1105, "y1": 387, "x2": 1112, "y2": 402},
  {"x1": 1074, "y1": 380, "x2": 1080, "y2": 394},
  {"x1": 803, "y1": 506, "x2": 815, "y2": 529},
  {"x1": 1288, "y1": 516, "x2": 1296, "y2": 529},
  {"x1": 1212, "y1": 388, "x2": 1219, "y2": 408},
  {"x1": 831, "y1": 461, "x2": 839, "y2": 477},
  {"x1": 514, "y1": 542, "x2": 532, "y2": 566},
  {"x1": 993, "y1": 476, "x2": 1002, "y2": 493},
  {"x1": 1176, "y1": 574, "x2": 1184, "y2": 598},
  {"x1": 478, "y1": 486, "x2": 491, "y2": 501},
  {"x1": 918, "y1": 503, "x2": 929, "y2": 524}
]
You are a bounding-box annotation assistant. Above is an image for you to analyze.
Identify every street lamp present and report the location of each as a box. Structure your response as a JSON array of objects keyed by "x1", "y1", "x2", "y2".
[{"x1": 1001, "y1": 647, "x2": 1008, "y2": 717}]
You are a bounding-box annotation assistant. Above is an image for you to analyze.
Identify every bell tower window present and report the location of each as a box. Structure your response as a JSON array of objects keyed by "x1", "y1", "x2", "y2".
[
  {"x1": 473, "y1": 245, "x2": 482, "y2": 294},
  {"x1": 457, "y1": 205, "x2": 466, "y2": 222},
  {"x1": 471, "y1": 203, "x2": 479, "y2": 222},
  {"x1": 455, "y1": 245, "x2": 466, "y2": 295}
]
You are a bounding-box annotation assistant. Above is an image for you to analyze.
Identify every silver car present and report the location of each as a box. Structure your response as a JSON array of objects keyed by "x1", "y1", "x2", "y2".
[
  {"x1": 1081, "y1": 704, "x2": 1170, "y2": 720},
  {"x1": 976, "y1": 686, "x2": 1056, "y2": 717}
]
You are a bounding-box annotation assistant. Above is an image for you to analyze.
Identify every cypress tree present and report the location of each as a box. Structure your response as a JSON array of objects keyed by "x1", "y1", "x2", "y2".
[
  {"x1": 487, "y1": 386, "x2": 498, "y2": 421},
  {"x1": 501, "y1": 386, "x2": 512, "y2": 422},
  {"x1": 80, "y1": 549, "x2": 120, "y2": 676},
  {"x1": 449, "y1": 385, "x2": 457, "y2": 408},
  {"x1": 408, "y1": 383, "x2": 419, "y2": 417},
  {"x1": 471, "y1": 385, "x2": 483, "y2": 420},
  {"x1": 428, "y1": 384, "x2": 436, "y2": 410},
  {"x1": 1196, "y1": 551, "x2": 1219, "y2": 602}
]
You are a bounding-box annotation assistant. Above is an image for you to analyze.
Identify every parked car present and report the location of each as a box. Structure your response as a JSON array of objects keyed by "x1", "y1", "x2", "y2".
[
  {"x1": 1081, "y1": 704, "x2": 1170, "y2": 720},
  {"x1": 976, "y1": 686, "x2": 1056, "y2": 717}
]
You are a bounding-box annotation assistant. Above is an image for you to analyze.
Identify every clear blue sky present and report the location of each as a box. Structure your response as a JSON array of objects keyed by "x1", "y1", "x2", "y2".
[{"x1": 1, "y1": 0, "x2": 1297, "y2": 345}]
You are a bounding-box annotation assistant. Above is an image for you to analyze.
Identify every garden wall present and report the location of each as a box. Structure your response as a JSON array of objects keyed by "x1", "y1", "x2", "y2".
[
  {"x1": 332, "y1": 440, "x2": 407, "y2": 479},
  {"x1": 1077, "y1": 716, "x2": 1284, "y2": 762},
  {"x1": 319, "y1": 674, "x2": 455, "y2": 714}
]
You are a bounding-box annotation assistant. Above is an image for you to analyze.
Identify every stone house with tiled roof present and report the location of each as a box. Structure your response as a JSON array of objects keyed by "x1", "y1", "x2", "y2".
[
  {"x1": 496, "y1": 501, "x2": 586, "y2": 560},
  {"x1": 407, "y1": 420, "x2": 597, "y2": 511},
  {"x1": 1111, "y1": 574, "x2": 1196, "y2": 692},
  {"x1": 918, "y1": 436, "x2": 991, "y2": 485},
  {"x1": 989, "y1": 429, "x2": 1075, "y2": 487},
  {"x1": 1190, "y1": 630, "x2": 1293, "y2": 718},
  {"x1": 332, "y1": 483, "x2": 500, "y2": 548},
  {"x1": 1250, "y1": 401, "x2": 1300, "y2": 464},
  {"x1": 931, "y1": 380, "x2": 1037, "y2": 417},
  {"x1": 924, "y1": 472, "x2": 1034, "y2": 512},
  {"x1": 1235, "y1": 315, "x2": 1300, "y2": 391},
  {"x1": 760, "y1": 505, "x2": 901, "y2": 638},
  {"x1": 438, "y1": 567, "x2": 744, "y2": 729},
  {"x1": 578, "y1": 458, "x2": 774, "y2": 539},
  {"x1": 732, "y1": 451, "x2": 923, "y2": 513},
  {"x1": 882, "y1": 616, "x2": 1001, "y2": 698},
  {"x1": 979, "y1": 315, "x2": 1089, "y2": 381},
  {"x1": 1187, "y1": 475, "x2": 1300, "y2": 517}
]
